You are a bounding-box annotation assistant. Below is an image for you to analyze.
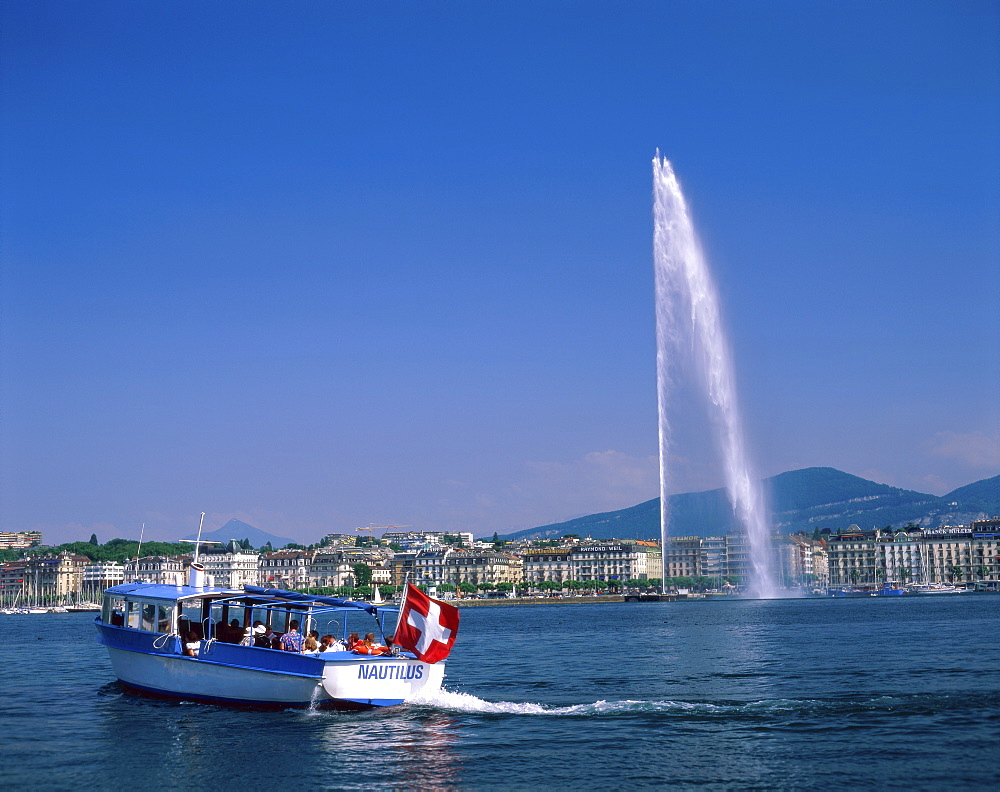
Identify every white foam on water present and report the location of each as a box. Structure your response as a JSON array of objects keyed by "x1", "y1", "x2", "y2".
[{"x1": 410, "y1": 688, "x2": 745, "y2": 717}]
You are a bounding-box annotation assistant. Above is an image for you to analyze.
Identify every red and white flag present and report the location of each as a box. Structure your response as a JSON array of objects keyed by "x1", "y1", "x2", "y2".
[{"x1": 394, "y1": 583, "x2": 460, "y2": 664}]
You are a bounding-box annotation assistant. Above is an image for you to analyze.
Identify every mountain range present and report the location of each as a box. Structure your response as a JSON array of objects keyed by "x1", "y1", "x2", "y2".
[
  {"x1": 181, "y1": 518, "x2": 296, "y2": 550},
  {"x1": 499, "y1": 467, "x2": 1000, "y2": 542}
]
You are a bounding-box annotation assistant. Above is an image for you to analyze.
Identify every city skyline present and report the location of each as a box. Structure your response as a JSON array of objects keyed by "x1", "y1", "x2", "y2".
[{"x1": 3, "y1": 2, "x2": 998, "y2": 546}]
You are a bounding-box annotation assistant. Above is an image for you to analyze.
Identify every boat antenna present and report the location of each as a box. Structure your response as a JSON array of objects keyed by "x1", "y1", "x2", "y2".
[{"x1": 193, "y1": 512, "x2": 206, "y2": 565}]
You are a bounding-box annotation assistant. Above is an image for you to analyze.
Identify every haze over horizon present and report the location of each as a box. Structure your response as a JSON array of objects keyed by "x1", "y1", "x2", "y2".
[{"x1": 3, "y1": 3, "x2": 998, "y2": 546}]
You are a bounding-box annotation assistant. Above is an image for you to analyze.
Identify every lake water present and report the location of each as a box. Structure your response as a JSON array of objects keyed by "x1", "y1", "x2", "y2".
[{"x1": 1, "y1": 595, "x2": 998, "y2": 790}]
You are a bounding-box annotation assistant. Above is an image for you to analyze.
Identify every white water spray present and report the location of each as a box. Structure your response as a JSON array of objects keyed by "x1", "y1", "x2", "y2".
[{"x1": 653, "y1": 153, "x2": 776, "y2": 598}]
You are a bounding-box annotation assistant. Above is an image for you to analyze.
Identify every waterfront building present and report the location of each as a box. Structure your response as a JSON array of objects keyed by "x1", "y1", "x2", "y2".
[
  {"x1": 25, "y1": 552, "x2": 89, "y2": 605},
  {"x1": 0, "y1": 560, "x2": 27, "y2": 605},
  {"x1": 447, "y1": 549, "x2": 523, "y2": 587},
  {"x1": 812, "y1": 543, "x2": 830, "y2": 589},
  {"x1": 725, "y1": 533, "x2": 751, "y2": 585},
  {"x1": 970, "y1": 519, "x2": 1000, "y2": 580},
  {"x1": 521, "y1": 548, "x2": 572, "y2": 585},
  {"x1": 199, "y1": 543, "x2": 260, "y2": 588},
  {"x1": 825, "y1": 522, "x2": 1000, "y2": 587},
  {"x1": 662, "y1": 537, "x2": 703, "y2": 578},
  {"x1": 775, "y1": 535, "x2": 824, "y2": 588},
  {"x1": 82, "y1": 561, "x2": 125, "y2": 600},
  {"x1": 126, "y1": 555, "x2": 186, "y2": 586},
  {"x1": 390, "y1": 551, "x2": 419, "y2": 588},
  {"x1": 406, "y1": 548, "x2": 452, "y2": 588},
  {"x1": 259, "y1": 550, "x2": 313, "y2": 589},
  {"x1": 700, "y1": 536, "x2": 727, "y2": 582},
  {"x1": 308, "y1": 550, "x2": 356, "y2": 588},
  {"x1": 567, "y1": 541, "x2": 661, "y2": 583},
  {"x1": 390, "y1": 547, "x2": 523, "y2": 589}
]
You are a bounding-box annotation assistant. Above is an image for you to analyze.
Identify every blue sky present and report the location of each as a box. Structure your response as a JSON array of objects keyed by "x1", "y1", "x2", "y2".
[{"x1": 2, "y1": 1, "x2": 998, "y2": 546}]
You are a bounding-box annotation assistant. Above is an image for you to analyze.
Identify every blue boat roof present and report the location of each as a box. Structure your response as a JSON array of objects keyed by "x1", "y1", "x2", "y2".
[
  {"x1": 104, "y1": 582, "x2": 238, "y2": 602},
  {"x1": 103, "y1": 583, "x2": 392, "y2": 615}
]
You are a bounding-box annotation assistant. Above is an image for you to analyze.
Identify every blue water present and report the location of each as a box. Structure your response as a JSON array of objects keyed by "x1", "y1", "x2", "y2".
[{"x1": 1, "y1": 596, "x2": 998, "y2": 790}]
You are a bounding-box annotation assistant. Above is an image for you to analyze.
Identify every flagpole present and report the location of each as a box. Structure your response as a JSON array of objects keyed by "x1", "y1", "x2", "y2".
[{"x1": 393, "y1": 573, "x2": 411, "y2": 640}]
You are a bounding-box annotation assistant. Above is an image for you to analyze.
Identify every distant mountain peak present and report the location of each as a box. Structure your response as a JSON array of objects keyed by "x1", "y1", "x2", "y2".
[
  {"x1": 182, "y1": 518, "x2": 296, "y2": 550},
  {"x1": 496, "y1": 467, "x2": 999, "y2": 542}
]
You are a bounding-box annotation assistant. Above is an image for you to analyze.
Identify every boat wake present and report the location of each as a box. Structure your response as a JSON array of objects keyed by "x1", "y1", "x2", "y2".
[{"x1": 409, "y1": 688, "x2": 990, "y2": 720}]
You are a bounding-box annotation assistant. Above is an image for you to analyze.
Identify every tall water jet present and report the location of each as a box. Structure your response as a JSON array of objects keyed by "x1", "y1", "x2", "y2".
[{"x1": 653, "y1": 153, "x2": 777, "y2": 598}]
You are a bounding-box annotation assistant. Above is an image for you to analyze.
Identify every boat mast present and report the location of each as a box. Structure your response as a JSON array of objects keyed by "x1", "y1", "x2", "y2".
[
  {"x1": 193, "y1": 513, "x2": 206, "y2": 565},
  {"x1": 134, "y1": 522, "x2": 145, "y2": 583}
]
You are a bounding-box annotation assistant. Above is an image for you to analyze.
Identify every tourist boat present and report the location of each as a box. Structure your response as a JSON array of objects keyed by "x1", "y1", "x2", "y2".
[{"x1": 94, "y1": 563, "x2": 454, "y2": 710}]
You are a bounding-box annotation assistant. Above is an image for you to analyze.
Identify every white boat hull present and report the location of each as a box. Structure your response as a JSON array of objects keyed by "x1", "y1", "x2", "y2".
[
  {"x1": 107, "y1": 645, "x2": 325, "y2": 706},
  {"x1": 100, "y1": 627, "x2": 444, "y2": 709}
]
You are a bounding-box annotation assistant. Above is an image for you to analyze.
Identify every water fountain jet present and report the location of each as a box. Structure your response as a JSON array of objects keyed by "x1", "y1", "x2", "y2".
[{"x1": 652, "y1": 153, "x2": 776, "y2": 598}]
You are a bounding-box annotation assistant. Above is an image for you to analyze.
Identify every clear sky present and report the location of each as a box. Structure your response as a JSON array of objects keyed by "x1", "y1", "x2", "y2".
[{"x1": 2, "y1": 1, "x2": 998, "y2": 546}]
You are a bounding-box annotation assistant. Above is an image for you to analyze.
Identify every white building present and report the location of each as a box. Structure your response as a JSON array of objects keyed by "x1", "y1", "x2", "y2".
[
  {"x1": 125, "y1": 556, "x2": 186, "y2": 586},
  {"x1": 260, "y1": 550, "x2": 313, "y2": 589},
  {"x1": 200, "y1": 545, "x2": 260, "y2": 588},
  {"x1": 82, "y1": 561, "x2": 125, "y2": 599}
]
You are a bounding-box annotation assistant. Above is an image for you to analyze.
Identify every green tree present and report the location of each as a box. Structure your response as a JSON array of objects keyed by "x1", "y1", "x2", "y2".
[
  {"x1": 89, "y1": 533, "x2": 99, "y2": 546},
  {"x1": 459, "y1": 581, "x2": 477, "y2": 595},
  {"x1": 437, "y1": 583, "x2": 456, "y2": 593},
  {"x1": 352, "y1": 562, "x2": 373, "y2": 587},
  {"x1": 849, "y1": 569, "x2": 862, "y2": 585}
]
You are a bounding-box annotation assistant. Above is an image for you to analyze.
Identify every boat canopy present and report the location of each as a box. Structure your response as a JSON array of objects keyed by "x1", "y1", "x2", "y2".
[
  {"x1": 242, "y1": 586, "x2": 382, "y2": 615},
  {"x1": 104, "y1": 583, "x2": 239, "y2": 602}
]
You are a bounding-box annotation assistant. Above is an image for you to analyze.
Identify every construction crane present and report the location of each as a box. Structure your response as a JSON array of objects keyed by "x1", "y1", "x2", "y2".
[{"x1": 354, "y1": 524, "x2": 412, "y2": 544}]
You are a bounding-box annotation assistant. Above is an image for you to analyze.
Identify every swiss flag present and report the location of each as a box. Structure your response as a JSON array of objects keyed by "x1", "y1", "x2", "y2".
[{"x1": 394, "y1": 583, "x2": 460, "y2": 664}]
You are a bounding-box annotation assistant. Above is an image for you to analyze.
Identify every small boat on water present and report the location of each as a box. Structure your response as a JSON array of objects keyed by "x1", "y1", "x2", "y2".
[
  {"x1": 94, "y1": 563, "x2": 459, "y2": 710},
  {"x1": 909, "y1": 584, "x2": 967, "y2": 595}
]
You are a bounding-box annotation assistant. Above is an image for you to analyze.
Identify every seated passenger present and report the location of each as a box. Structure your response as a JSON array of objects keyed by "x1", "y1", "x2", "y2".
[
  {"x1": 319, "y1": 635, "x2": 346, "y2": 652},
  {"x1": 346, "y1": 632, "x2": 361, "y2": 651},
  {"x1": 353, "y1": 632, "x2": 387, "y2": 655},
  {"x1": 303, "y1": 635, "x2": 319, "y2": 653},
  {"x1": 183, "y1": 631, "x2": 200, "y2": 658},
  {"x1": 252, "y1": 622, "x2": 270, "y2": 648},
  {"x1": 228, "y1": 619, "x2": 242, "y2": 643},
  {"x1": 279, "y1": 620, "x2": 304, "y2": 653}
]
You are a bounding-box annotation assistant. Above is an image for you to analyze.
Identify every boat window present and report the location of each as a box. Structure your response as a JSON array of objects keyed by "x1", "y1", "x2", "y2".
[
  {"x1": 103, "y1": 596, "x2": 125, "y2": 626},
  {"x1": 251, "y1": 606, "x2": 270, "y2": 630},
  {"x1": 141, "y1": 602, "x2": 157, "y2": 632},
  {"x1": 157, "y1": 604, "x2": 174, "y2": 633},
  {"x1": 177, "y1": 600, "x2": 203, "y2": 639},
  {"x1": 125, "y1": 601, "x2": 140, "y2": 629}
]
